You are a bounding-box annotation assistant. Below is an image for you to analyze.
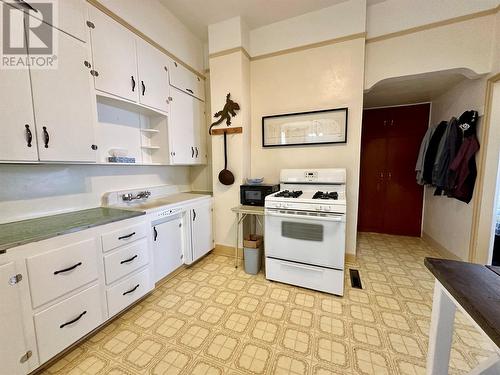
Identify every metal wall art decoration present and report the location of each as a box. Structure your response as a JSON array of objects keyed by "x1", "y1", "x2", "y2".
[
  {"x1": 209, "y1": 93, "x2": 240, "y2": 134},
  {"x1": 262, "y1": 108, "x2": 348, "y2": 147}
]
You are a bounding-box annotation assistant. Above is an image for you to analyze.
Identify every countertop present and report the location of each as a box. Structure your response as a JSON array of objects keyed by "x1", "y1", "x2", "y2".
[
  {"x1": 0, "y1": 207, "x2": 145, "y2": 254},
  {"x1": 425, "y1": 257, "x2": 500, "y2": 348}
]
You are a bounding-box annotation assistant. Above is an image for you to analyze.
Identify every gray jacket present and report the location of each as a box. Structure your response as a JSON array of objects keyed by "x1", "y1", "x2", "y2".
[
  {"x1": 416, "y1": 125, "x2": 436, "y2": 185},
  {"x1": 433, "y1": 117, "x2": 460, "y2": 189}
]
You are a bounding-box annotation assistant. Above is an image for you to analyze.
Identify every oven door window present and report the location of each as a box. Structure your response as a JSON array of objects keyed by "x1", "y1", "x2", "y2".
[
  {"x1": 245, "y1": 190, "x2": 262, "y2": 201},
  {"x1": 282, "y1": 221, "x2": 323, "y2": 241}
]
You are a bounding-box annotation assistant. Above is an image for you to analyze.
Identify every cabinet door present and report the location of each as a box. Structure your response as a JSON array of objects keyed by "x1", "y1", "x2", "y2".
[
  {"x1": 168, "y1": 59, "x2": 205, "y2": 101},
  {"x1": 168, "y1": 87, "x2": 196, "y2": 164},
  {"x1": 136, "y1": 39, "x2": 169, "y2": 113},
  {"x1": 88, "y1": 7, "x2": 138, "y2": 102},
  {"x1": 190, "y1": 200, "x2": 214, "y2": 263},
  {"x1": 24, "y1": 0, "x2": 87, "y2": 42},
  {"x1": 30, "y1": 24, "x2": 96, "y2": 162},
  {"x1": 0, "y1": 66, "x2": 39, "y2": 162},
  {"x1": 193, "y1": 99, "x2": 207, "y2": 164},
  {"x1": 152, "y1": 216, "x2": 183, "y2": 282},
  {"x1": 0, "y1": 262, "x2": 31, "y2": 375}
]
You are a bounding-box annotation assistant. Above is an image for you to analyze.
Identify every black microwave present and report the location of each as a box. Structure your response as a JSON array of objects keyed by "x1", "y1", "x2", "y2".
[{"x1": 240, "y1": 184, "x2": 279, "y2": 206}]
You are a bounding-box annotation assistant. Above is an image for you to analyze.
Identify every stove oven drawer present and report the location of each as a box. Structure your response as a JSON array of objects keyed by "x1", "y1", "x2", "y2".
[{"x1": 265, "y1": 257, "x2": 344, "y2": 296}]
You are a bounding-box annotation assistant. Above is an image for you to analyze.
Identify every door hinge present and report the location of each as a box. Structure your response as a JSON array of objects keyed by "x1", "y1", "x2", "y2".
[
  {"x1": 20, "y1": 350, "x2": 32, "y2": 363},
  {"x1": 90, "y1": 69, "x2": 99, "y2": 77},
  {"x1": 86, "y1": 21, "x2": 95, "y2": 29},
  {"x1": 9, "y1": 274, "x2": 22, "y2": 285}
]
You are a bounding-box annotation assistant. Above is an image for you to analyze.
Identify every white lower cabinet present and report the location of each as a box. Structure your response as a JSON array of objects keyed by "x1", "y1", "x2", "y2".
[
  {"x1": 34, "y1": 284, "x2": 103, "y2": 363},
  {"x1": 1, "y1": 216, "x2": 151, "y2": 374},
  {"x1": 152, "y1": 215, "x2": 184, "y2": 283},
  {"x1": 103, "y1": 239, "x2": 149, "y2": 285},
  {"x1": 186, "y1": 199, "x2": 214, "y2": 264},
  {"x1": 0, "y1": 262, "x2": 33, "y2": 375},
  {"x1": 26, "y1": 238, "x2": 99, "y2": 308},
  {"x1": 106, "y1": 268, "x2": 150, "y2": 317}
]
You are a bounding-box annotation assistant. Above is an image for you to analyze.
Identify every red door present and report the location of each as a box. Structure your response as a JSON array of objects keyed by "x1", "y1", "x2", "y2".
[{"x1": 358, "y1": 104, "x2": 430, "y2": 236}]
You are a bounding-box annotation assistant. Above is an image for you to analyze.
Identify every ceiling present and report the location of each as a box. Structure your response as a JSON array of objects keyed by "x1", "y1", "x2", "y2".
[
  {"x1": 160, "y1": 0, "x2": 385, "y2": 41},
  {"x1": 363, "y1": 71, "x2": 471, "y2": 108}
]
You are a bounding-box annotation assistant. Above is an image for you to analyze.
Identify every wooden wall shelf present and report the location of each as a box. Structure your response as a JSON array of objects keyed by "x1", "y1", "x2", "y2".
[{"x1": 210, "y1": 127, "x2": 243, "y2": 135}]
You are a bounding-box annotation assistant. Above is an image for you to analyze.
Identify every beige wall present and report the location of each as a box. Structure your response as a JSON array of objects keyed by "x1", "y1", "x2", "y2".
[
  {"x1": 423, "y1": 77, "x2": 488, "y2": 260},
  {"x1": 209, "y1": 51, "x2": 251, "y2": 247},
  {"x1": 365, "y1": 15, "x2": 496, "y2": 90},
  {"x1": 250, "y1": 38, "x2": 366, "y2": 254}
]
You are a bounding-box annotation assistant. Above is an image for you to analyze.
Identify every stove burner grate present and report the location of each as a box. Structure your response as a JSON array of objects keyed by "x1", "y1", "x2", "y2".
[
  {"x1": 275, "y1": 190, "x2": 303, "y2": 198},
  {"x1": 312, "y1": 191, "x2": 339, "y2": 200}
]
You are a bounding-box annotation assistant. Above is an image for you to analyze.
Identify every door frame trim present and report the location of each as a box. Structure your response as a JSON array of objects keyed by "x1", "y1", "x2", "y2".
[{"x1": 469, "y1": 73, "x2": 500, "y2": 263}]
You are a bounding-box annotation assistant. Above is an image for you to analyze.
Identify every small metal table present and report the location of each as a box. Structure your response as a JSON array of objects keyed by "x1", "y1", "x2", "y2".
[{"x1": 231, "y1": 205, "x2": 265, "y2": 268}]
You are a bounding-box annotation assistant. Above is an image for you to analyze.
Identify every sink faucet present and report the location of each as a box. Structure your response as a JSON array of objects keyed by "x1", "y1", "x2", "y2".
[{"x1": 122, "y1": 191, "x2": 151, "y2": 202}]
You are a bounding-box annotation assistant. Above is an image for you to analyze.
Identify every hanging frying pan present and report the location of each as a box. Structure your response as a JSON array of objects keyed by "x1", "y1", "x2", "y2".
[{"x1": 218, "y1": 132, "x2": 234, "y2": 185}]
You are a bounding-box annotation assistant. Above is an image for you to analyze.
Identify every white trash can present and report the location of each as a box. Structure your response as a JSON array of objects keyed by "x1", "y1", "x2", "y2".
[{"x1": 244, "y1": 247, "x2": 261, "y2": 275}]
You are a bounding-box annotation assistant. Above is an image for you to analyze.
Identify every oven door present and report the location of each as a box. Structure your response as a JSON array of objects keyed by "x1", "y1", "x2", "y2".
[{"x1": 265, "y1": 209, "x2": 346, "y2": 269}]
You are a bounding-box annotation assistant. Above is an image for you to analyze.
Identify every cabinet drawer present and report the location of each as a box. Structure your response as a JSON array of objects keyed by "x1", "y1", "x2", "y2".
[
  {"x1": 101, "y1": 223, "x2": 147, "y2": 252},
  {"x1": 104, "y1": 239, "x2": 149, "y2": 285},
  {"x1": 265, "y1": 258, "x2": 344, "y2": 296},
  {"x1": 107, "y1": 268, "x2": 151, "y2": 317},
  {"x1": 27, "y1": 239, "x2": 99, "y2": 308},
  {"x1": 34, "y1": 284, "x2": 103, "y2": 363}
]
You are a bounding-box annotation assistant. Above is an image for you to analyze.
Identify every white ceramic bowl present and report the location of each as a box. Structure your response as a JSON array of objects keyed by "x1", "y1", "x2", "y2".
[{"x1": 246, "y1": 177, "x2": 264, "y2": 185}]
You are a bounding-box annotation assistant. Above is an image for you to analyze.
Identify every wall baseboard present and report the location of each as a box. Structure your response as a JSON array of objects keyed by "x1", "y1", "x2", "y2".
[{"x1": 422, "y1": 232, "x2": 461, "y2": 261}]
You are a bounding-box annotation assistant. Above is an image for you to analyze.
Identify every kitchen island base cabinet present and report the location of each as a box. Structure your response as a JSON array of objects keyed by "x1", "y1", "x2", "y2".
[
  {"x1": 0, "y1": 262, "x2": 33, "y2": 375},
  {"x1": 33, "y1": 284, "x2": 103, "y2": 364}
]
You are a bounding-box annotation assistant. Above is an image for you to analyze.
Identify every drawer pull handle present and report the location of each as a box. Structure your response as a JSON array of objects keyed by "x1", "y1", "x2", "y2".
[
  {"x1": 120, "y1": 255, "x2": 138, "y2": 264},
  {"x1": 54, "y1": 262, "x2": 82, "y2": 275},
  {"x1": 118, "y1": 232, "x2": 136, "y2": 240},
  {"x1": 123, "y1": 284, "x2": 140, "y2": 296},
  {"x1": 186, "y1": 88, "x2": 194, "y2": 94},
  {"x1": 60, "y1": 310, "x2": 87, "y2": 329}
]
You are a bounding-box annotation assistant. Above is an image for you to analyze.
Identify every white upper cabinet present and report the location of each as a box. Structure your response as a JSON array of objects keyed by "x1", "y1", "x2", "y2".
[
  {"x1": 168, "y1": 87, "x2": 196, "y2": 164},
  {"x1": 0, "y1": 262, "x2": 33, "y2": 375},
  {"x1": 6, "y1": 0, "x2": 87, "y2": 42},
  {"x1": 168, "y1": 59, "x2": 205, "y2": 101},
  {"x1": 88, "y1": 7, "x2": 138, "y2": 102},
  {"x1": 136, "y1": 39, "x2": 169, "y2": 113},
  {"x1": 30, "y1": 23, "x2": 97, "y2": 162},
  {"x1": 0, "y1": 66, "x2": 39, "y2": 162},
  {"x1": 193, "y1": 101, "x2": 207, "y2": 164},
  {"x1": 168, "y1": 87, "x2": 207, "y2": 165}
]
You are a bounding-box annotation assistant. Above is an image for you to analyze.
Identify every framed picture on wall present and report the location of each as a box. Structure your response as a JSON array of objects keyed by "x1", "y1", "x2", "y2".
[{"x1": 262, "y1": 107, "x2": 348, "y2": 147}]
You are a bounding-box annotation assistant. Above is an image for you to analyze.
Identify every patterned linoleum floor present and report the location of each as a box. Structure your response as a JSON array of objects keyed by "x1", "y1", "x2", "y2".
[{"x1": 42, "y1": 233, "x2": 496, "y2": 375}]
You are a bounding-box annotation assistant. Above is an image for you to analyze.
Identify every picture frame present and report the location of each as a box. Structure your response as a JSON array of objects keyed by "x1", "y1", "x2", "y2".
[{"x1": 262, "y1": 107, "x2": 348, "y2": 147}]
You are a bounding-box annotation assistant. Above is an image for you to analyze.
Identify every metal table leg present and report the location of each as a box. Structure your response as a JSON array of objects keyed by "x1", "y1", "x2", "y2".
[{"x1": 235, "y1": 213, "x2": 247, "y2": 268}]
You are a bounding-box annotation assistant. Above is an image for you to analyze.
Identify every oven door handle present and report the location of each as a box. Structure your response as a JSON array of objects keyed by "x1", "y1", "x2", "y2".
[{"x1": 266, "y1": 211, "x2": 344, "y2": 222}]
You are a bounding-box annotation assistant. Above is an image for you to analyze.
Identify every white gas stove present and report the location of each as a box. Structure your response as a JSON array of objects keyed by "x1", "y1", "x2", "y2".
[{"x1": 264, "y1": 168, "x2": 347, "y2": 295}]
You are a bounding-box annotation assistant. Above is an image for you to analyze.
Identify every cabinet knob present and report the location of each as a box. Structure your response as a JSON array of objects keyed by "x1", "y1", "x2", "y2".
[
  {"x1": 90, "y1": 69, "x2": 99, "y2": 77},
  {"x1": 84, "y1": 60, "x2": 91, "y2": 68},
  {"x1": 168, "y1": 96, "x2": 173, "y2": 101},
  {"x1": 91, "y1": 144, "x2": 98, "y2": 150}
]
